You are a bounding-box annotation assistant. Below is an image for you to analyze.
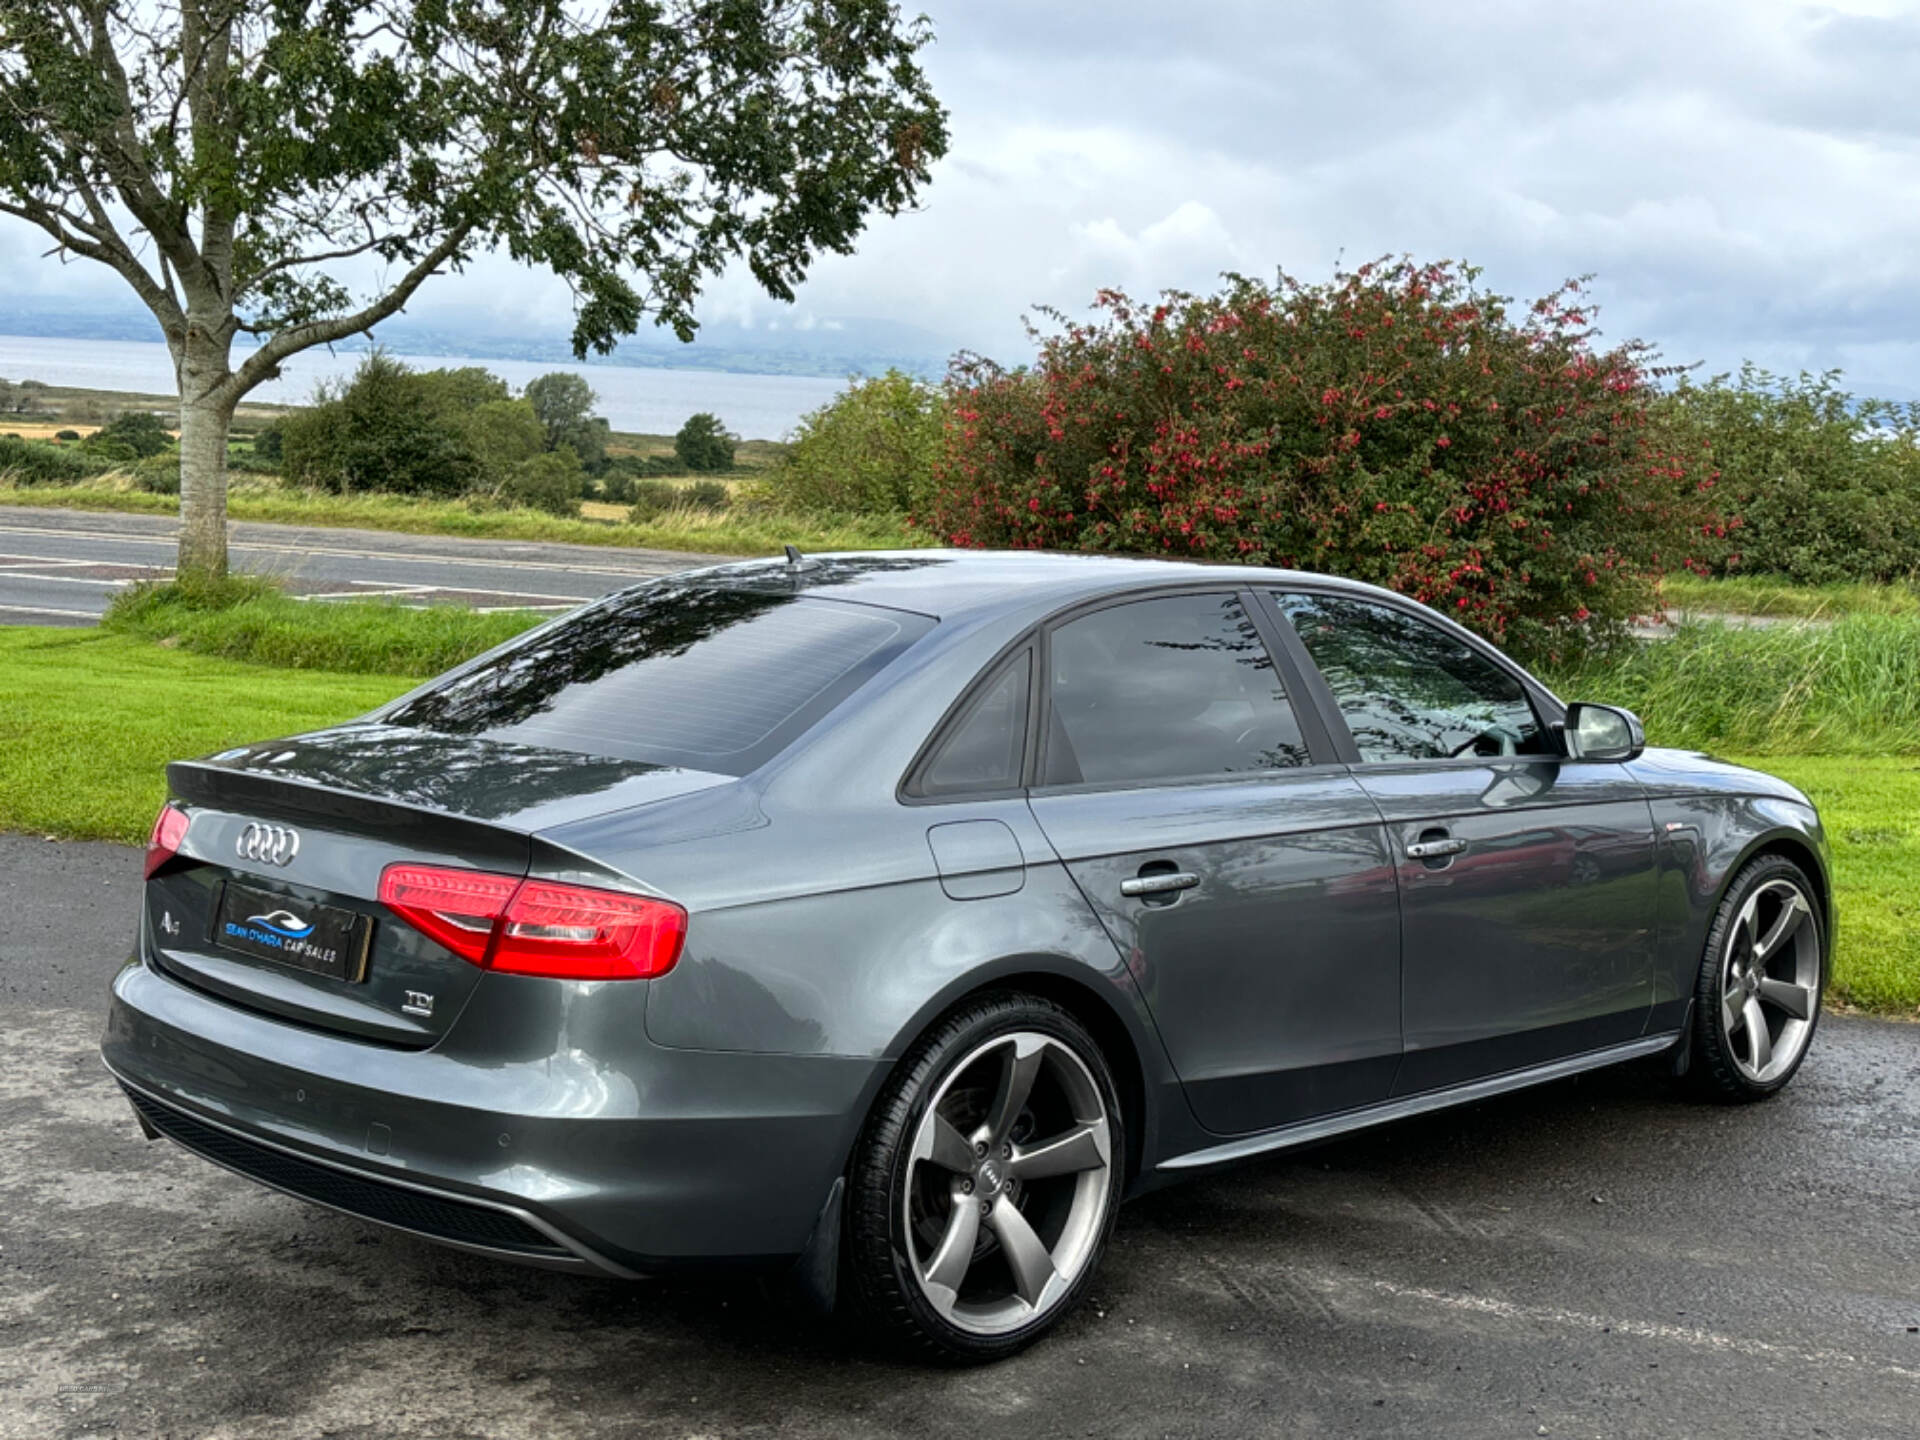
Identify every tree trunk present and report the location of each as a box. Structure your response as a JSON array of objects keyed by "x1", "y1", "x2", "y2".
[{"x1": 175, "y1": 329, "x2": 235, "y2": 581}]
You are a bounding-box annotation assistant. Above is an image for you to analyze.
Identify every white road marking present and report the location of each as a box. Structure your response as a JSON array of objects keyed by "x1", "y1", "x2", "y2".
[
  {"x1": 287, "y1": 593, "x2": 577, "y2": 611},
  {"x1": 424, "y1": 584, "x2": 585, "y2": 601},
  {"x1": 2, "y1": 566, "x2": 587, "y2": 613},
  {"x1": 286, "y1": 582, "x2": 584, "y2": 603},
  {"x1": 0, "y1": 571, "x2": 136, "y2": 587},
  {"x1": 0, "y1": 522, "x2": 688, "y2": 578},
  {"x1": 0, "y1": 568, "x2": 580, "y2": 616},
  {"x1": 0, "y1": 602, "x2": 99, "y2": 619},
  {"x1": 1362, "y1": 1277, "x2": 1920, "y2": 1382}
]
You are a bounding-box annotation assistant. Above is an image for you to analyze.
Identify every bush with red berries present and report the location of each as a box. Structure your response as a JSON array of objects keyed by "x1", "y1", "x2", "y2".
[{"x1": 925, "y1": 260, "x2": 1724, "y2": 661}]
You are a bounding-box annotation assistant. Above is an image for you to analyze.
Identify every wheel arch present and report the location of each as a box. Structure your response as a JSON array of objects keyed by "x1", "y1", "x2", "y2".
[
  {"x1": 1727, "y1": 829, "x2": 1834, "y2": 952},
  {"x1": 873, "y1": 954, "x2": 1168, "y2": 1190}
]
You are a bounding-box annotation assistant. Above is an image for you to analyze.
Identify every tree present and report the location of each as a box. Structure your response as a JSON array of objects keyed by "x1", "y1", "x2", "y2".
[
  {"x1": 769, "y1": 368, "x2": 946, "y2": 514},
  {"x1": 498, "y1": 447, "x2": 584, "y2": 515},
  {"x1": 81, "y1": 408, "x2": 174, "y2": 459},
  {"x1": 283, "y1": 354, "x2": 579, "y2": 496},
  {"x1": 524, "y1": 371, "x2": 607, "y2": 470},
  {"x1": 281, "y1": 352, "x2": 483, "y2": 496},
  {"x1": 1665, "y1": 366, "x2": 1920, "y2": 585},
  {"x1": 674, "y1": 411, "x2": 736, "y2": 471},
  {"x1": 414, "y1": 367, "x2": 512, "y2": 414},
  {"x1": 0, "y1": 377, "x2": 47, "y2": 414},
  {"x1": 0, "y1": 2, "x2": 947, "y2": 578},
  {"x1": 525, "y1": 372, "x2": 594, "y2": 446},
  {"x1": 464, "y1": 398, "x2": 548, "y2": 482}
]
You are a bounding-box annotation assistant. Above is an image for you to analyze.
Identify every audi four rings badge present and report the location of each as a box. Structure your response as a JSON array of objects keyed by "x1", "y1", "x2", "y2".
[{"x1": 236, "y1": 822, "x2": 301, "y2": 866}]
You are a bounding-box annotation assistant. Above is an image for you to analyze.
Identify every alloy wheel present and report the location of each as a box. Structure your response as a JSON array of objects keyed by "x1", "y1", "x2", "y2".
[
  {"x1": 1717, "y1": 877, "x2": 1821, "y2": 1085},
  {"x1": 902, "y1": 1031, "x2": 1113, "y2": 1337}
]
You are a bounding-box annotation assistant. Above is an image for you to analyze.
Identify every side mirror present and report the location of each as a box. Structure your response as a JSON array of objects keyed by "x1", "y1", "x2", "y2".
[{"x1": 1562, "y1": 702, "x2": 1645, "y2": 762}]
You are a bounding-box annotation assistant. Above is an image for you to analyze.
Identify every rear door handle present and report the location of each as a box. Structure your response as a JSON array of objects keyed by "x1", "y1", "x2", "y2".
[
  {"x1": 1120, "y1": 871, "x2": 1200, "y2": 898},
  {"x1": 1406, "y1": 837, "x2": 1469, "y2": 860}
]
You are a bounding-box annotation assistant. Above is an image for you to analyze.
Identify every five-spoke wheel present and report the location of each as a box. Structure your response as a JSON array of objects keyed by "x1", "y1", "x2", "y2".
[
  {"x1": 904, "y1": 1031, "x2": 1113, "y2": 1334},
  {"x1": 846, "y1": 994, "x2": 1123, "y2": 1361},
  {"x1": 1693, "y1": 854, "x2": 1825, "y2": 1099}
]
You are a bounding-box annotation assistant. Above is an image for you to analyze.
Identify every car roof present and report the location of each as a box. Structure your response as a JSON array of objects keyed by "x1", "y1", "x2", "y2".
[{"x1": 683, "y1": 548, "x2": 1393, "y2": 624}]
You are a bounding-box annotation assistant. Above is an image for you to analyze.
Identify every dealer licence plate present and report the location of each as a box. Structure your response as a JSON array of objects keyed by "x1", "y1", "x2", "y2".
[{"x1": 213, "y1": 882, "x2": 372, "y2": 982}]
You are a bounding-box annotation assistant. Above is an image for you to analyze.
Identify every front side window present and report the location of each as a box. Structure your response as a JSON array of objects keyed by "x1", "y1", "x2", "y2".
[
  {"x1": 1045, "y1": 593, "x2": 1309, "y2": 786},
  {"x1": 1274, "y1": 592, "x2": 1548, "y2": 762},
  {"x1": 384, "y1": 583, "x2": 931, "y2": 774}
]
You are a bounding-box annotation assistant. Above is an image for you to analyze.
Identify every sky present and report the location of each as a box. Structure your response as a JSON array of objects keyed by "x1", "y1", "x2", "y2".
[{"x1": 6, "y1": 0, "x2": 1920, "y2": 395}]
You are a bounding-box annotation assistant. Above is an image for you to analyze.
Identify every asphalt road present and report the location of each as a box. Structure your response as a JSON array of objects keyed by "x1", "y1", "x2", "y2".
[
  {"x1": 0, "y1": 506, "x2": 732, "y2": 624},
  {"x1": 3, "y1": 833, "x2": 1917, "y2": 1439}
]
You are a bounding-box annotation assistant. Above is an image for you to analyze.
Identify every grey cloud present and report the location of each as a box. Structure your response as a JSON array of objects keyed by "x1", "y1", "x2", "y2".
[
  {"x1": 892, "y1": 0, "x2": 1920, "y2": 394},
  {"x1": 4, "y1": 2, "x2": 1918, "y2": 396}
]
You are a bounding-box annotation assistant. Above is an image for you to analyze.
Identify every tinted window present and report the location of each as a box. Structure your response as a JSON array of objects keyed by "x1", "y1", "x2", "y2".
[
  {"x1": 384, "y1": 584, "x2": 931, "y2": 774},
  {"x1": 1275, "y1": 593, "x2": 1548, "y2": 762},
  {"x1": 918, "y1": 651, "x2": 1031, "y2": 796},
  {"x1": 1045, "y1": 594, "x2": 1309, "y2": 786}
]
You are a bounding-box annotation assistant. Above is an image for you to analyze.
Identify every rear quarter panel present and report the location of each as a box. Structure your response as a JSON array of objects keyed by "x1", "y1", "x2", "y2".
[{"x1": 538, "y1": 612, "x2": 1199, "y2": 1176}]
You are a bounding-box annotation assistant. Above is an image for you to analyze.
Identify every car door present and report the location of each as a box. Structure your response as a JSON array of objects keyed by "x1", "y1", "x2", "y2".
[
  {"x1": 1024, "y1": 589, "x2": 1402, "y2": 1137},
  {"x1": 1267, "y1": 590, "x2": 1658, "y2": 1094}
]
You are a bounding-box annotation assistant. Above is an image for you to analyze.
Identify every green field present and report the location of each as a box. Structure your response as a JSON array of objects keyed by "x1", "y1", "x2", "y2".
[
  {"x1": 1543, "y1": 613, "x2": 1920, "y2": 756},
  {"x1": 1660, "y1": 573, "x2": 1920, "y2": 620},
  {"x1": 1729, "y1": 754, "x2": 1920, "y2": 1015},
  {"x1": 106, "y1": 580, "x2": 547, "y2": 675},
  {"x1": 0, "y1": 628, "x2": 410, "y2": 844}
]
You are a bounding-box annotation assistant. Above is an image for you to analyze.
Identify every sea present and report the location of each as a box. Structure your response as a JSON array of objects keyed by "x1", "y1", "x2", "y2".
[{"x1": 0, "y1": 334, "x2": 849, "y2": 441}]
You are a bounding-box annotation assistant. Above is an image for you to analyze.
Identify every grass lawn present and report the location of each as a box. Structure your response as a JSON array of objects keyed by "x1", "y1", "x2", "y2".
[
  {"x1": 1660, "y1": 573, "x2": 1920, "y2": 619},
  {"x1": 0, "y1": 481, "x2": 922, "y2": 558},
  {"x1": 0, "y1": 629, "x2": 409, "y2": 845},
  {"x1": 105, "y1": 582, "x2": 547, "y2": 675},
  {"x1": 1728, "y1": 755, "x2": 1920, "y2": 1017},
  {"x1": 1544, "y1": 613, "x2": 1920, "y2": 756}
]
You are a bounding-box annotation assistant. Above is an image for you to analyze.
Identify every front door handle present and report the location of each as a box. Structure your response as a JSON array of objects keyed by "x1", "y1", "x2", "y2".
[
  {"x1": 1120, "y1": 871, "x2": 1200, "y2": 898},
  {"x1": 1406, "y1": 836, "x2": 1469, "y2": 860}
]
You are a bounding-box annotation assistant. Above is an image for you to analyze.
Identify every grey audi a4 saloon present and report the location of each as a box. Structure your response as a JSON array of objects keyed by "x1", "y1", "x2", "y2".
[{"x1": 104, "y1": 550, "x2": 1831, "y2": 1360}]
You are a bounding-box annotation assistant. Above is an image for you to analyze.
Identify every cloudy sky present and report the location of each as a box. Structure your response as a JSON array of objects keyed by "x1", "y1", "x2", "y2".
[{"x1": 8, "y1": 0, "x2": 1920, "y2": 394}]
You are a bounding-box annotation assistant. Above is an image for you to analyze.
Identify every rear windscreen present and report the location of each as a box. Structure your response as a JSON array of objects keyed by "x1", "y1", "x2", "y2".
[{"x1": 381, "y1": 584, "x2": 933, "y2": 774}]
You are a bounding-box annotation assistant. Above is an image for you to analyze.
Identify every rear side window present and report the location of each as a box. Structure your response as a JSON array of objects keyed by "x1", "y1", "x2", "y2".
[
  {"x1": 1044, "y1": 593, "x2": 1310, "y2": 786},
  {"x1": 917, "y1": 650, "x2": 1031, "y2": 796},
  {"x1": 1274, "y1": 592, "x2": 1549, "y2": 762},
  {"x1": 383, "y1": 584, "x2": 932, "y2": 774}
]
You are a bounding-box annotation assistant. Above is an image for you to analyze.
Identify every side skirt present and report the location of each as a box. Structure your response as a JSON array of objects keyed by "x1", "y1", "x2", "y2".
[{"x1": 1157, "y1": 1031, "x2": 1683, "y2": 1172}]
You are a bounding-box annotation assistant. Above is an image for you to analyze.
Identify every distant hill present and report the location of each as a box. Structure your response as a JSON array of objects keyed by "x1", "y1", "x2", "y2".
[{"x1": 0, "y1": 298, "x2": 953, "y2": 382}]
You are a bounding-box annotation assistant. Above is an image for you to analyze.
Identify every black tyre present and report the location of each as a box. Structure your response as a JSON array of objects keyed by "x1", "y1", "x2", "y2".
[
  {"x1": 845, "y1": 991, "x2": 1125, "y2": 1362},
  {"x1": 1688, "y1": 853, "x2": 1825, "y2": 1102}
]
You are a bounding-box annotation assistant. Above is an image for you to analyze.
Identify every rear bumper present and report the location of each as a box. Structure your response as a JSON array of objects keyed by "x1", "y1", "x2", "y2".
[
  {"x1": 102, "y1": 957, "x2": 884, "y2": 1275},
  {"x1": 111, "y1": 1070, "x2": 617, "y2": 1273}
]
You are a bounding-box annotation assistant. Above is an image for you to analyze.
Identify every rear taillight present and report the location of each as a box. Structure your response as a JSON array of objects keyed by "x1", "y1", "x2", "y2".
[
  {"x1": 491, "y1": 879, "x2": 688, "y2": 980},
  {"x1": 145, "y1": 804, "x2": 189, "y2": 879},
  {"x1": 376, "y1": 865, "x2": 686, "y2": 980},
  {"x1": 377, "y1": 865, "x2": 520, "y2": 964}
]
